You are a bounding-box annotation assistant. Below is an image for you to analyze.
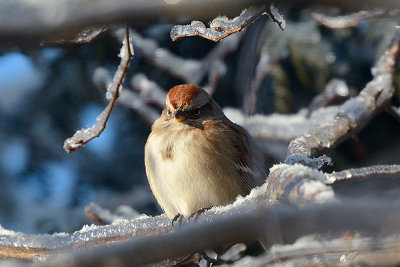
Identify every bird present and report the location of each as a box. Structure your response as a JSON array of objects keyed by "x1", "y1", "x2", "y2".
[{"x1": 144, "y1": 84, "x2": 266, "y2": 219}]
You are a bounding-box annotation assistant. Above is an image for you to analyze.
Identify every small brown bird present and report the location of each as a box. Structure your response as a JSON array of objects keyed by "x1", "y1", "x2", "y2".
[{"x1": 145, "y1": 84, "x2": 265, "y2": 219}]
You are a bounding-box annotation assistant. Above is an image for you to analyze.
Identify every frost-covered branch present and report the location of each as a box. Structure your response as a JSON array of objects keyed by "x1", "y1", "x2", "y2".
[
  {"x1": 128, "y1": 29, "x2": 242, "y2": 96},
  {"x1": 287, "y1": 27, "x2": 400, "y2": 159},
  {"x1": 311, "y1": 9, "x2": 385, "y2": 29},
  {"x1": 93, "y1": 67, "x2": 160, "y2": 125},
  {"x1": 63, "y1": 27, "x2": 133, "y2": 153},
  {"x1": 1, "y1": 0, "x2": 400, "y2": 43},
  {"x1": 325, "y1": 165, "x2": 400, "y2": 184},
  {"x1": 43, "y1": 197, "x2": 400, "y2": 266},
  {"x1": 308, "y1": 78, "x2": 349, "y2": 113},
  {"x1": 131, "y1": 73, "x2": 167, "y2": 109},
  {"x1": 85, "y1": 202, "x2": 140, "y2": 225},
  {"x1": 234, "y1": 234, "x2": 400, "y2": 266},
  {"x1": 1, "y1": 163, "x2": 400, "y2": 264},
  {"x1": 224, "y1": 106, "x2": 339, "y2": 142},
  {"x1": 170, "y1": 5, "x2": 272, "y2": 42}
]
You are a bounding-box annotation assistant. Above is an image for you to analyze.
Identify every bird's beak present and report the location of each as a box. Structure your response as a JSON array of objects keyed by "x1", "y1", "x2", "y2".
[{"x1": 174, "y1": 109, "x2": 186, "y2": 122}]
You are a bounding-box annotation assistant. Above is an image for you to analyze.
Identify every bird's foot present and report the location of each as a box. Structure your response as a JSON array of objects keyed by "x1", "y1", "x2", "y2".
[
  {"x1": 188, "y1": 206, "x2": 212, "y2": 221},
  {"x1": 171, "y1": 213, "x2": 184, "y2": 226}
]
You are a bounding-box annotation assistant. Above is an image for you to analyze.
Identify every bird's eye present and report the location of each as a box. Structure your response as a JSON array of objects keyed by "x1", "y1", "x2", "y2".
[
  {"x1": 166, "y1": 109, "x2": 171, "y2": 116},
  {"x1": 193, "y1": 108, "x2": 201, "y2": 116}
]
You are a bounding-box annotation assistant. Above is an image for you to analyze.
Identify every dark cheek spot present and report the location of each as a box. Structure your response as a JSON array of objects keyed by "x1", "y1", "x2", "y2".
[{"x1": 161, "y1": 144, "x2": 173, "y2": 160}]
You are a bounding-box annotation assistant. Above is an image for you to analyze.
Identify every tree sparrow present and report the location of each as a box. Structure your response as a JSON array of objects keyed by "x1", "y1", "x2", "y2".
[{"x1": 145, "y1": 84, "x2": 266, "y2": 219}]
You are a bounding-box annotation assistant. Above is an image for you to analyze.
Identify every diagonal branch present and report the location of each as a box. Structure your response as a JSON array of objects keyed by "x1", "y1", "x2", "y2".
[
  {"x1": 287, "y1": 27, "x2": 400, "y2": 159},
  {"x1": 63, "y1": 26, "x2": 133, "y2": 153}
]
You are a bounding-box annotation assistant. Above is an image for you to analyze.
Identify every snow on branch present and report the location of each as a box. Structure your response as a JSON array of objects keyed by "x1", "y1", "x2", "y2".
[
  {"x1": 1, "y1": 163, "x2": 400, "y2": 264},
  {"x1": 170, "y1": 5, "x2": 285, "y2": 42},
  {"x1": 287, "y1": 27, "x2": 400, "y2": 159},
  {"x1": 131, "y1": 73, "x2": 167, "y2": 109},
  {"x1": 127, "y1": 29, "x2": 242, "y2": 96},
  {"x1": 308, "y1": 78, "x2": 349, "y2": 113},
  {"x1": 325, "y1": 164, "x2": 400, "y2": 184},
  {"x1": 311, "y1": 9, "x2": 385, "y2": 29},
  {"x1": 63, "y1": 26, "x2": 133, "y2": 153},
  {"x1": 92, "y1": 67, "x2": 160, "y2": 125},
  {"x1": 42, "y1": 197, "x2": 400, "y2": 266}
]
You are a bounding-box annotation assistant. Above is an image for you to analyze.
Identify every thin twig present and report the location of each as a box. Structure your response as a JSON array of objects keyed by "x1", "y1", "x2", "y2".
[{"x1": 63, "y1": 25, "x2": 133, "y2": 153}]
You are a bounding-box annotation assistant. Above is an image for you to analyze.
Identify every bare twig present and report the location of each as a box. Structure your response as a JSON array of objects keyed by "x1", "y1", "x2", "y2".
[
  {"x1": 63, "y1": 26, "x2": 133, "y2": 153},
  {"x1": 287, "y1": 27, "x2": 400, "y2": 159},
  {"x1": 170, "y1": 5, "x2": 267, "y2": 42},
  {"x1": 311, "y1": 9, "x2": 385, "y2": 29}
]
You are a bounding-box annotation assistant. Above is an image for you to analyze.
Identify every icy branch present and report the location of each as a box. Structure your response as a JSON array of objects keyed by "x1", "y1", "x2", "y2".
[
  {"x1": 131, "y1": 73, "x2": 167, "y2": 109},
  {"x1": 311, "y1": 10, "x2": 385, "y2": 29},
  {"x1": 42, "y1": 198, "x2": 400, "y2": 266},
  {"x1": 92, "y1": 68, "x2": 160, "y2": 125},
  {"x1": 63, "y1": 27, "x2": 133, "y2": 153},
  {"x1": 224, "y1": 106, "x2": 339, "y2": 142},
  {"x1": 170, "y1": 5, "x2": 268, "y2": 42},
  {"x1": 308, "y1": 78, "x2": 349, "y2": 113},
  {"x1": 325, "y1": 165, "x2": 400, "y2": 184},
  {"x1": 1, "y1": 0, "x2": 400, "y2": 44},
  {"x1": 287, "y1": 27, "x2": 400, "y2": 159},
  {"x1": 265, "y1": 4, "x2": 286, "y2": 31},
  {"x1": 127, "y1": 29, "x2": 242, "y2": 96}
]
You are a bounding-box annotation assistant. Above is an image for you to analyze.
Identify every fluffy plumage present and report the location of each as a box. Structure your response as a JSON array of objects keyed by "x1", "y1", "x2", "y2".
[{"x1": 145, "y1": 84, "x2": 266, "y2": 218}]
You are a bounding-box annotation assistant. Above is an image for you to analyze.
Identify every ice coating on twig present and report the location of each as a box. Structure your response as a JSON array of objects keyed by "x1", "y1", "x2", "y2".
[
  {"x1": 93, "y1": 67, "x2": 160, "y2": 125},
  {"x1": 170, "y1": 5, "x2": 268, "y2": 42},
  {"x1": 266, "y1": 4, "x2": 286, "y2": 31},
  {"x1": 63, "y1": 27, "x2": 133, "y2": 153}
]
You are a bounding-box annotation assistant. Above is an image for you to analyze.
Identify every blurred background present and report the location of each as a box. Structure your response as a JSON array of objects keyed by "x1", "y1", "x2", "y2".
[{"x1": 0, "y1": 7, "x2": 399, "y2": 234}]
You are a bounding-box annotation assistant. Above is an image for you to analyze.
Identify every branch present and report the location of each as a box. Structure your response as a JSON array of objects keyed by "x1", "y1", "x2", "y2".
[
  {"x1": 223, "y1": 106, "x2": 339, "y2": 142},
  {"x1": 307, "y1": 78, "x2": 349, "y2": 114},
  {"x1": 311, "y1": 9, "x2": 385, "y2": 29},
  {"x1": 170, "y1": 5, "x2": 269, "y2": 42},
  {"x1": 325, "y1": 164, "x2": 400, "y2": 184},
  {"x1": 131, "y1": 73, "x2": 166, "y2": 109},
  {"x1": 93, "y1": 68, "x2": 159, "y2": 125},
  {"x1": 43, "y1": 199, "x2": 400, "y2": 266},
  {"x1": 287, "y1": 27, "x2": 400, "y2": 159},
  {"x1": 63, "y1": 27, "x2": 133, "y2": 153},
  {"x1": 235, "y1": 234, "x2": 400, "y2": 266},
  {"x1": 1, "y1": 0, "x2": 400, "y2": 43}
]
